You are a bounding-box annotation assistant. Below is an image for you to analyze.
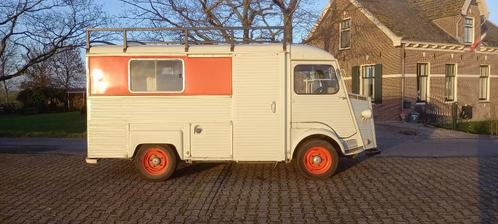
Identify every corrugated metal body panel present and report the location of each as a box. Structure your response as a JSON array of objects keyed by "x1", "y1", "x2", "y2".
[
  {"x1": 87, "y1": 97, "x2": 127, "y2": 158},
  {"x1": 87, "y1": 96, "x2": 232, "y2": 158},
  {"x1": 191, "y1": 122, "x2": 232, "y2": 159},
  {"x1": 232, "y1": 53, "x2": 286, "y2": 161},
  {"x1": 121, "y1": 97, "x2": 231, "y2": 121}
]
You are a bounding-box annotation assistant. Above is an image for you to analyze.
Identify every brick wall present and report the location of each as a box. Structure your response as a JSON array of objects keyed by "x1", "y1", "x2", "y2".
[
  {"x1": 403, "y1": 49, "x2": 498, "y2": 121},
  {"x1": 308, "y1": 0, "x2": 497, "y2": 121},
  {"x1": 308, "y1": 0, "x2": 402, "y2": 121}
]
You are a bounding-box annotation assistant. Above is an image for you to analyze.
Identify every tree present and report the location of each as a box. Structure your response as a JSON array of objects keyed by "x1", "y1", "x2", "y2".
[
  {"x1": 271, "y1": 0, "x2": 298, "y2": 43},
  {"x1": 51, "y1": 48, "x2": 85, "y2": 91},
  {"x1": 0, "y1": 44, "x2": 16, "y2": 103},
  {"x1": 20, "y1": 50, "x2": 56, "y2": 90},
  {"x1": 0, "y1": 80, "x2": 14, "y2": 103},
  {"x1": 120, "y1": 0, "x2": 276, "y2": 43},
  {"x1": 0, "y1": 0, "x2": 107, "y2": 82},
  {"x1": 17, "y1": 47, "x2": 84, "y2": 111},
  {"x1": 120, "y1": 0, "x2": 317, "y2": 43}
]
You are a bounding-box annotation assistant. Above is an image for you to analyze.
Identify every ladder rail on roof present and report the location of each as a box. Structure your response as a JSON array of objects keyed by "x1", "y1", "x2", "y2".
[{"x1": 85, "y1": 26, "x2": 286, "y2": 53}]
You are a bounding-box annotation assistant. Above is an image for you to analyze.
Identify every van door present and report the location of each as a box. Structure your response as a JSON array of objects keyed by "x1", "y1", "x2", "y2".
[
  {"x1": 291, "y1": 62, "x2": 361, "y2": 147},
  {"x1": 232, "y1": 52, "x2": 286, "y2": 161}
]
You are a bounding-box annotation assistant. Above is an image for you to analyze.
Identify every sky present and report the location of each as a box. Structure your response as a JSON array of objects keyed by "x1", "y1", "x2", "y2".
[
  {"x1": 489, "y1": 0, "x2": 498, "y2": 24},
  {"x1": 103, "y1": 0, "x2": 498, "y2": 24}
]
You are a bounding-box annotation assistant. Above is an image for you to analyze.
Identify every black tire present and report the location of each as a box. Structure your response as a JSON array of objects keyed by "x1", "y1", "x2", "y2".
[
  {"x1": 134, "y1": 145, "x2": 177, "y2": 181},
  {"x1": 294, "y1": 139, "x2": 339, "y2": 179}
]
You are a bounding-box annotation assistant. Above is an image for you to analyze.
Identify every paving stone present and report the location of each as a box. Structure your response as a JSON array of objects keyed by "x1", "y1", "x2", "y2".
[{"x1": 0, "y1": 154, "x2": 497, "y2": 223}]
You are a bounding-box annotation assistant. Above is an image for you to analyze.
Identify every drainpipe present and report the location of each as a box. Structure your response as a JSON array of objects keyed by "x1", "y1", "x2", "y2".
[{"x1": 401, "y1": 43, "x2": 406, "y2": 115}]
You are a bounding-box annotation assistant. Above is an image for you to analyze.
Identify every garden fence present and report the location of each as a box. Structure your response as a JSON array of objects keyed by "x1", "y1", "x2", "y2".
[{"x1": 423, "y1": 96, "x2": 460, "y2": 129}]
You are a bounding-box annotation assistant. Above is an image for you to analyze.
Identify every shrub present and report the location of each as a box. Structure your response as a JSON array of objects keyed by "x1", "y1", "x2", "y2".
[
  {"x1": 16, "y1": 87, "x2": 66, "y2": 113},
  {"x1": 0, "y1": 103, "x2": 19, "y2": 114}
]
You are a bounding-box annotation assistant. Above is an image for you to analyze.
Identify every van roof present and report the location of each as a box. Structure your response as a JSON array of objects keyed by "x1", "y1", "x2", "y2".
[{"x1": 87, "y1": 43, "x2": 336, "y2": 61}]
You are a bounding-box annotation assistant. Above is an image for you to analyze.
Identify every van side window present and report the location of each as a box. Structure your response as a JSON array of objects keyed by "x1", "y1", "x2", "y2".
[
  {"x1": 294, "y1": 65, "x2": 339, "y2": 95},
  {"x1": 130, "y1": 59, "x2": 184, "y2": 92}
]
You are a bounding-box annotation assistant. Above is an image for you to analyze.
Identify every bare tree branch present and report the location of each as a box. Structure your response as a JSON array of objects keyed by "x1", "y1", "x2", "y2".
[{"x1": 0, "y1": 0, "x2": 108, "y2": 82}]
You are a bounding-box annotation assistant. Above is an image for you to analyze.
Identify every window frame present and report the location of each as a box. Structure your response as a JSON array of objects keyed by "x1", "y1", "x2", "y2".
[
  {"x1": 479, "y1": 64, "x2": 491, "y2": 101},
  {"x1": 339, "y1": 18, "x2": 352, "y2": 50},
  {"x1": 416, "y1": 63, "x2": 430, "y2": 103},
  {"x1": 463, "y1": 17, "x2": 475, "y2": 44},
  {"x1": 128, "y1": 58, "x2": 186, "y2": 93},
  {"x1": 360, "y1": 64, "x2": 376, "y2": 100},
  {"x1": 444, "y1": 64, "x2": 458, "y2": 102},
  {"x1": 293, "y1": 64, "x2": 340, "y2": 95}
]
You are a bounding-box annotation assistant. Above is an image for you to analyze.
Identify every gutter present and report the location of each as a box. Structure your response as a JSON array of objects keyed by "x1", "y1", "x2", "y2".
[{"x1": 400, "y1": 43, "x2": 406, "y2": 115}]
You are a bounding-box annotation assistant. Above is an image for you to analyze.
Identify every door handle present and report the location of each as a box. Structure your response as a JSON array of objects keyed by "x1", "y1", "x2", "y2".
[
  {"x1": 194, "y1": 125, "x2": 203, "y2": 134},
  {"x1": 271, "y1": 101, "x2": 276, "y2": 113}
]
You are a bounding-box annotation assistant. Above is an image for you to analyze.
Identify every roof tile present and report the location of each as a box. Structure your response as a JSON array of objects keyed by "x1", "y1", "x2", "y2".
[{"x1": 357, "y1": 0, "x2": 460, "y2": 43}]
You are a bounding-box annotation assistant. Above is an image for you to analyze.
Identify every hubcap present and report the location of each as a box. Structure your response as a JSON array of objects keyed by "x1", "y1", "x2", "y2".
[
  {"x1": 303, "y1": 146, "x2": 333, "y2": 175},
  {"x1": 151, "y1": 157, "x2": 161, "y2": 166},
  {"x1": 142, "y1": 147, "x2": 169, "y2": 176},
  {"x1": 312, "y1": 155, "x2": 322, "y2": 165}
]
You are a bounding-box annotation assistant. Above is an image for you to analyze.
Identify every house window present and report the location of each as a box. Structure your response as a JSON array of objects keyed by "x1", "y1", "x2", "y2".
[
  {"x1": 362, "y1": 65, "x2": 375, "y2": 98},
  {"x1": 352, "y1": 64, "x2": 382, "y2": 103},
  {"x1": 417, "y1": 63, "x2": 429, "y2": 102},
  {"x1": 479, "y1": 65, "x2": 490, "y2": 101},
  {"x1": 340, "y1": 18, "x2": 351, "y2": 49},
  {"x1": 294, "y1": 65, "x2": 339, "y2": 95},
  {"x1": 464, "y1": 17, "x2": 474, "y2": 44},
  {"x1": 130, "y1": 59, "x2": 184, "y2": 92},
  {"x1": 445, "y1": 64, "x2": 457, "y2": 102}
]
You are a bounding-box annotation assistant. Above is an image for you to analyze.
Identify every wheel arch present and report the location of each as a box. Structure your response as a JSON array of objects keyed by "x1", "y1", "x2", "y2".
[
  {"x1": 291, "y1": 129, "x2": 347, "y2": 160},
  {"x1": 132, "y1": 143, "x2": 181, "y2": 161}
]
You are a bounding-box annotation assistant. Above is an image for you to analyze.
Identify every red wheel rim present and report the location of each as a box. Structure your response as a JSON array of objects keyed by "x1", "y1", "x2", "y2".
[
  {"x1": 303, "y1": 146, "x2": 333, "y2": 175},
  {"x1": 142, "y1": 147, "x2": 169, "y2": 176}
]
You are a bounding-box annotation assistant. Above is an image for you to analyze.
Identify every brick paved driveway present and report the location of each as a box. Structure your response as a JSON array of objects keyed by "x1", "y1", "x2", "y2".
[{"x1": 0, "y1": 154, "x2": 497, "y2": 224}]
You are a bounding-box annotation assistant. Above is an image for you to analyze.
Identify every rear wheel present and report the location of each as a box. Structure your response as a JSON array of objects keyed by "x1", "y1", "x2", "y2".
[
  {"x1": 135, "y1": 145, "x2": 177, "y2": 181},
  {"x1": 294, "y1": 139, "x2": 339, "y2": 179}
]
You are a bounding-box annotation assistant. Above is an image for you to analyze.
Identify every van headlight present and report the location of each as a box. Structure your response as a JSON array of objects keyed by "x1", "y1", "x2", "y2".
[{"x1": 361, "y1": 109, "x2": 372, "y2": 120}]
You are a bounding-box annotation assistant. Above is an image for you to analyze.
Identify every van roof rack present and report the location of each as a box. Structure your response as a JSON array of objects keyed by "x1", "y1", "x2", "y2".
[{"x1": 85, "y1": 26, "x2": 286, "y2": 53}]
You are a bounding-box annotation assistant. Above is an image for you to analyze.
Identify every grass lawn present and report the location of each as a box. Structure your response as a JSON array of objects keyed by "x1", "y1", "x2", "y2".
[
  {"x1": 440, "y1": 120, "x2": 498, "y2": 135},
  {"x1": 456, "y1": 121, "x2": 498, "y2": 135},
  {"x1": 0, "y1": 112, "x2": 86, "y2": 138}
]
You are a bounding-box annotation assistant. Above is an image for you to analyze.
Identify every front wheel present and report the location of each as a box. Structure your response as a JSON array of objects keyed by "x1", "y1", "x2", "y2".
[
  {"x1": 294, "y1": 139, "x2": 339, "y2": 179},
  {"x1": 135, "y1": 145, "x2": 177, "y2": 181}
]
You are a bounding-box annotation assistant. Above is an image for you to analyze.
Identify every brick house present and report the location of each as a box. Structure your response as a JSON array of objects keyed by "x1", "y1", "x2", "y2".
[{"x1": 307, "y1": 0, "x2": 498, "y2": 121}]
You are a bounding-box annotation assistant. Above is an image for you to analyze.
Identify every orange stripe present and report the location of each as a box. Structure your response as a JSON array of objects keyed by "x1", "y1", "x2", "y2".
[{"x1": 88, "y1": 56, "x2": 232, "y2": 96}]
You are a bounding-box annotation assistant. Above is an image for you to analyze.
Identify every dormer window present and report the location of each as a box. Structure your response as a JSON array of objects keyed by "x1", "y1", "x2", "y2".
[{"x1": 463, "y1": 17, "x2": 474, "y2": 44}]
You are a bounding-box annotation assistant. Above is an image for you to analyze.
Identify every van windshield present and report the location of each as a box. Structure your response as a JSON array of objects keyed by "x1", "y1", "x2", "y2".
[{"x1": 294, "y1": 65, "x2": 339, "y2": 95}]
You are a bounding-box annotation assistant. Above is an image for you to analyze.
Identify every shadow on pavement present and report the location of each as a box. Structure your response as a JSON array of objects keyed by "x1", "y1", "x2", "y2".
[
  {"x1": 172, "y1": 163, "x2": 223, "y2": 179},
  {"x1": 335, "y1": 154, "x2": 372, "y2": 176}
]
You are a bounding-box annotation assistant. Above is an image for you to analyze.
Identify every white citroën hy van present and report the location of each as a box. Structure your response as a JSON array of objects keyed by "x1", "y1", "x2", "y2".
[{"x1": 85, "y1": 27, "x2": 377, "y2": 181}]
